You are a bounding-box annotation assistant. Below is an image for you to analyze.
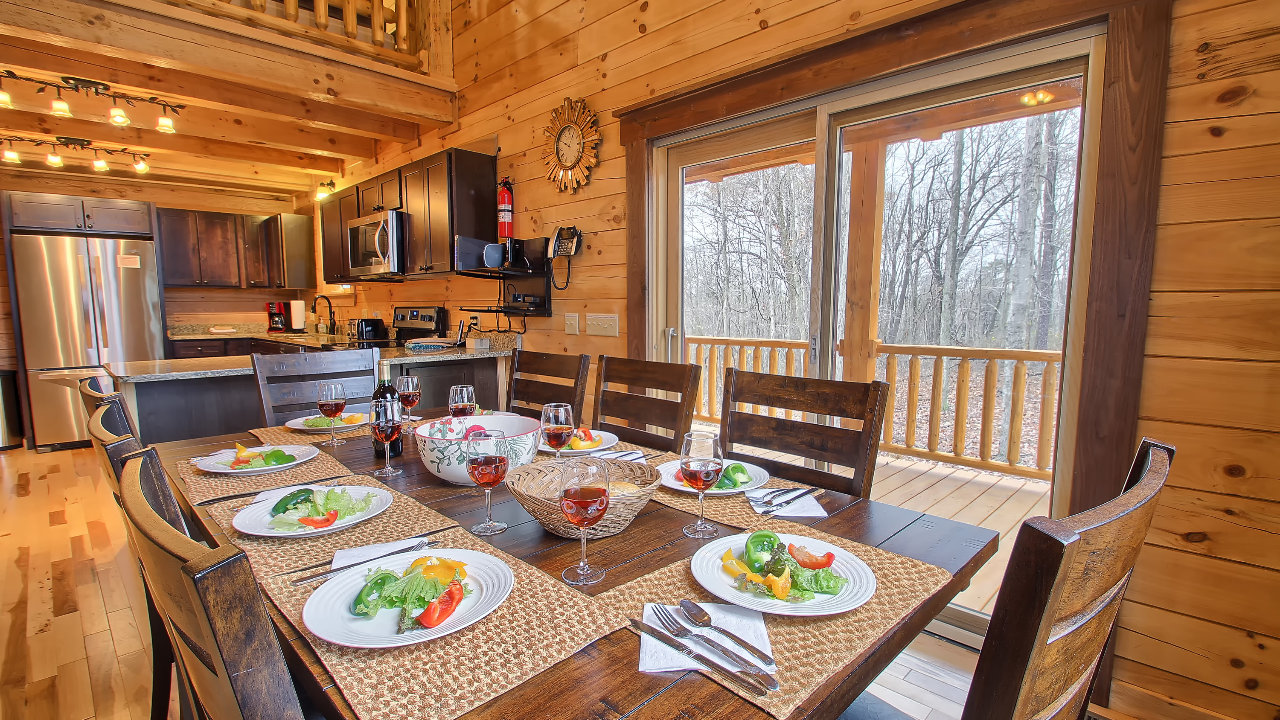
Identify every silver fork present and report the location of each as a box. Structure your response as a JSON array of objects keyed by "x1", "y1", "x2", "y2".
[{"x1": 651, "y1": 605, "x2": 780, "y2": 691}]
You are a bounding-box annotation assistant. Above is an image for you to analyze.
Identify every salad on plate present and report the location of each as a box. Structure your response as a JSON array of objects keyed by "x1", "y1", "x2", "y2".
[
  {"x1": 301, "y1": 413, "x2": 366, "y2": 429},
  {"x1": 351, "y1": 555, "x2": 473, "y2": 632},
  {"x1": 682, "y1": 461, "x2": 752, "y2": 491},
  {"x1": 721, "y1": 530, "x2": 848, "y2": 602},
  {"x1": 268, "y1": 487, "x2": 376, "y2": 531},
  {"x1": 223, "y1": 443, "x2": 296, "y2": 470}
]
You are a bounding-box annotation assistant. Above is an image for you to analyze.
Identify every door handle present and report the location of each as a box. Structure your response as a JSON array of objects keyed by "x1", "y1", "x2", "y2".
[
  {"x1": 664, "y1": 327, "x2": 678, "y2": 362},
  {"x1": 374, "y1": 220, "x2": 387, "y2": 263}
]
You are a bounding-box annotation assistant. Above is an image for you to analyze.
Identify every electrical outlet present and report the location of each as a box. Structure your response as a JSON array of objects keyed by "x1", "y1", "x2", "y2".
[
  {"x1": 585, "y1": 313, "x2": 619, "y2": 337},
  {"x1": 469, "y1": 315, "x2": 480, "y2": 327},
  {"x1": 372, "y1": 311, "x2": 381, "y2": 318},
  {"x1": 565, "y1": 313, "x2": 579, "y2": 335}
]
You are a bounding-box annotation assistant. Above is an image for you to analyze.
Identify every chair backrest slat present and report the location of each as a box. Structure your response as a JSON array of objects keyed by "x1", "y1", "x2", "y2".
[
  {"x1": 505, "y1": 350, "x2": 591, "y2": 421},
  {"x1": 962, "y1": 439, "x2": 1174, "y2": 720},
  {"x1": 592, "y1": 356, "x2": 700, "y2": 453},
  {"x1": 719, "y1": 369, "x2": 888, "y2": 497},
  {"x1": 87, "y1": 402, "x2": 143, "y2": 496},
  {"x1": 119, "y1": 456, "x2": 305, "y2": 720},
  {"x1": 252, "y1": 349, "x2": 380, "y2": 427}
]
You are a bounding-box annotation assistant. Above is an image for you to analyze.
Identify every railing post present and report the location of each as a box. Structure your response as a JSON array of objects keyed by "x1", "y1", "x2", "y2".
[
  {"x1": 395, "y1": 0, "x2": 410, "y2": 52},
  {"x1": 371, "y1": 0, "x2": 386, "y2": 45},
  {"x1": 928, "y1": 355, "x2": 944, "y2": 452},
  {"x1": 954, "y1": 358, "x2": 970, "y2": 457},
  {"x1": 284, "y1": 0, "x2": 299, "y2": 22},
  {"x1": 882, "y1": 354, "x2": 897, "y2": 443},
  {"x1": 981, "y1": 360, "x2": 998, "y2": 462},
  {"x1": 1037, "y1": 361, "x2": 1059, "y2": 471},
  {"x1": 343, "y1": 0, "x2": 358, "y2": 38},
  {"x1": 708, "y1": 344, "x2": 720, "y2": 423},
  {"x1": 905, "y1": 355, "x2": 920, "y2": 448},
  {"x1": 1008, "y1": 360, "x2": 1027, "y2": 466},
  {"x1": 315, "y1": 0, "x2": 330, "y2": 31}
]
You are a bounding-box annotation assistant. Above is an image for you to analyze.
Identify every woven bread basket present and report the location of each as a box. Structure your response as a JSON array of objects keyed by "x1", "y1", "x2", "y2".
[{"x1": 506, "y1": 458, "x2": 662, "y2": 539}]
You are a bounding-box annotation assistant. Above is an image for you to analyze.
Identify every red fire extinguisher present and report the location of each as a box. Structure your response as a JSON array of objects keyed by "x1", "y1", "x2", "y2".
[{"x1": 497, "y1": 177, "x2": 514, "y2": 239}]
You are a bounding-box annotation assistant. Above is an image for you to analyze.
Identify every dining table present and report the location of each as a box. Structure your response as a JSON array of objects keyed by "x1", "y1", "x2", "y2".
[{"x1": 153, "y1": 410, "x2": 999, "y2": 720}]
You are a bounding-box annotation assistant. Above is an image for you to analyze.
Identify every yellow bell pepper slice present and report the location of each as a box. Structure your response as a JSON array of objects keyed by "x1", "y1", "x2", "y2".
[
  {"x1": 763, "y1": 566, "x2": 792, "y2": 601},
  {"x1": 721, "y1": 549, "x2": 764, "y2": 584},
  {"x1": 404, "y1": 556, "x2": 468, "y2": 582}
]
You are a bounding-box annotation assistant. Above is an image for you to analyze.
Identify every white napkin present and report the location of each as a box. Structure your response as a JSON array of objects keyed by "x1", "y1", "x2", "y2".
[
  {"x1": 330, "y1": 537, "x2": 425, "y2": 569},
  {"x1": 590, "y1": 449, "x2": 646, "y2": 463},
  {"x1": 745, "y1": 488, "x2": 828, "y2": 518},
  {"x1": 638, "y1": 603, "x2": 773, "y2": 672}
]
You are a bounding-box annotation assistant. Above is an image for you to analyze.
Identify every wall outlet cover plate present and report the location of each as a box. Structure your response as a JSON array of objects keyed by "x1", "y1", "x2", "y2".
[
  {"x1": 585, "y1": 313, "x2": 619, "y2": 337},
  {"x1": 565, "y1": 313, "x2": 580, "y2": 335}
]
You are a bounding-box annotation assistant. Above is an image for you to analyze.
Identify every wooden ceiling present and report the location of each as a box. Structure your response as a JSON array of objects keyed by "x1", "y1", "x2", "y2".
[{"x1": 0, "y1": 0, "x2": 456, "y2": 208}]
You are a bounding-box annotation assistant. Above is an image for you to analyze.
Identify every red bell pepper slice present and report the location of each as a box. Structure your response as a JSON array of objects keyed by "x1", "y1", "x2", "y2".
[
  {"x1": 788, "y1": 543, "x2": 835, "y2": 570},
  {"x1": 298, "y1": 510, "x2": 339, "y2": 528},
  {"x1": 418, "y1": 579, "x2": 464, "y2": 628}
]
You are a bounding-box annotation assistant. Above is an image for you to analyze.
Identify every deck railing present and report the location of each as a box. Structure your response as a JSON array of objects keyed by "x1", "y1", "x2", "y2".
[
  {"x1": 171, "y1": 0, "x2": 449, "y2": 73},
  {"x1": 684, "y1": 336, "x2": 1060, "y2": 481}
]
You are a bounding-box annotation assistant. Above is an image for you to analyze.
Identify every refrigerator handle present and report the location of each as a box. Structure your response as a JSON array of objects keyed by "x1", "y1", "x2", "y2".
[{"x1": 76, "y1": 255, "x2": 101, "y2": 365}]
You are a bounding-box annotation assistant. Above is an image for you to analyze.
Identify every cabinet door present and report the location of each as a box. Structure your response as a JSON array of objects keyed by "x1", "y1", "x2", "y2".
[
  {"x1": 320, "y1": 189, "x2": 356, "y2": 283},
  {"x1": 195, "y1": 212, "x2": 241, "y2": 287},
  {"x1": 156, "y1": 208, "x2": 201, "y2": 287},
  {"x1": 426, "y1": 156, "x2": 452, "y2": 272},
  {"x1": 241, "y1": 215, "x2": 270, "y2": 288},
  {"x1": 224, "y1": 338, "x2": 252, "y2": 356},
  {"x1": 170, "y1": 340, "x2": 226, "y2": 358},
  {"x1": 357, "y1": 180, "x2": 381, "y2": 216},
  {"x1": 400, "y1": 161, "x2": 431, "y2": 275},
  {"x1": 82, "y1": 199, "x2": 151, "y2": 234},
  {"x1": 277, "y1": 213, "x2": 316, "y2": 289},
  {"x1": 378, "y1": 170, "x2": 402, "y2": 211},
  {"x1": 8, "y1": 192, "x2": 85, "y2": 231}
]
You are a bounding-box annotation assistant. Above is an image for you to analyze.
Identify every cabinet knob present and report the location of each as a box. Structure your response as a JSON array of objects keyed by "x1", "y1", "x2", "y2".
[{"x1": 419, "y1": 265, "x2": 429, "y2": 271}]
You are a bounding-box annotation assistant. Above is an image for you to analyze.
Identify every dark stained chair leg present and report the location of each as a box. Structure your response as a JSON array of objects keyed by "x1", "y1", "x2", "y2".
[{"x1": 147, "y1": 588, "x2": 174, "y2": 720}]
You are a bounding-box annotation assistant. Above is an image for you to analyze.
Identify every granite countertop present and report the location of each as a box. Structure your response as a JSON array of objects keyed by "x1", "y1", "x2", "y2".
[
  {"x1": 106, "y1": 346, "x2": 511, "y2": 383},
  {"x1": 168, "y1": 330, "x2": 350, "y2": 348}
]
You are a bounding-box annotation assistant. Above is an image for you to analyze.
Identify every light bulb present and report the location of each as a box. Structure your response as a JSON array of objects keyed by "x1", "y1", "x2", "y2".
[
  {"x1": 2, "y1": 149, "x2": 19, "y2": 164},
  {"x1": 155, "y1": 115, "x2": 175, "y2": 133},
  {"x1": 0, "y1": 90, "x2": 11, "y2": 109},
  {"x1": 133, "y1": 157, "x2": 149, "y2": 174},
  {"x1": 1035, "y1": 90, "x2": 1054, "y2": 104},
  {"x1": 50, "y1": 98, "x2": 72, "y2": 117},
  {"x1": 314, "y1": 187, "x2": 331, "y2": 201},
  {"x1": 109, "y1": 106, "x2": 131, "y2": 126},
  {"x1": 1020, "y1": 92, "x2": 1036, "y2": 106},
  {"x1": 93, "y1": 157, "x2": 109, "y2": 172},
  {"x1": 46, "y1": 152, "x2": 64, "y2": 167}
]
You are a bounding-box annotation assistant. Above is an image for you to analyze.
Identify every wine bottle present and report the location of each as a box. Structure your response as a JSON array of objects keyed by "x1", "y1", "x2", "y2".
[{"x1": 372, "y1": 379, "x2": 403, "y2": 458}]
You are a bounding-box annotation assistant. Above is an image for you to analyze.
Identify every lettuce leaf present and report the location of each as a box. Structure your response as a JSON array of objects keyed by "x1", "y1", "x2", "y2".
[{"x1": 763, "y1": 545, "x2": 848, "y2": 595}]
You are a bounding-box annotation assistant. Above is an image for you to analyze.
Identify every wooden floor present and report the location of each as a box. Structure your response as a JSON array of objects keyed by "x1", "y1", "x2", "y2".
[{"x1": 0, "y1": 444, "x2": 987, "y2": 720}]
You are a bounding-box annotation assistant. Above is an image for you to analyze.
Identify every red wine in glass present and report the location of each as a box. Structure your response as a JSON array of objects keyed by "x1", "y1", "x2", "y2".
[
  {"x1": 543, "y1": 425, "x2": 574, "y2": 451},
  {"x1": 679, "y1": 459, "x2": 723, "y2": 492},
  {"x1": 371, "y1": 422, "x2": 401, "y2": 444},
  {"x1": 449, "y1": 402, "x2": 477, "y2": 417},
  {"x1": 399, "y1": 391, "x2": 420, "y2": 410},
  {"x1": 466, "y1": 455, "x2": 509, "y2": 488},
  {"x1": 317, "y1": 399, "x2": 346, "y2": 418},
  {"x1": 560, "y1": 486, "x2": 610, "y2": 528}
]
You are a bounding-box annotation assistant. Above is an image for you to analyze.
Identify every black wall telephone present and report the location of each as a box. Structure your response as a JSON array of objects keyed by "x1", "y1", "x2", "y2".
[{"x1": 547, "y1": 226, "x2": 582, "y2": 290}]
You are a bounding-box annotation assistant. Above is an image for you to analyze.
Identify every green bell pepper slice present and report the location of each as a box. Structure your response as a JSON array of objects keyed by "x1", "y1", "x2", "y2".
[
  {"x1": 269, "y1": 488, "x2": 314, "y2": 517},
  {"x1": 744, "y1": 530, "x2": 781, "y2": 573},
  {"x1": 351, "y1": 570, "x2": 400, "y2": 617}
]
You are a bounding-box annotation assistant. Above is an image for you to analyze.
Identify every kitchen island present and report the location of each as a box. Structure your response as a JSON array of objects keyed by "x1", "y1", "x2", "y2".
[{"x1": 106, "y1": 347, "x2": 511, "y2": 444}]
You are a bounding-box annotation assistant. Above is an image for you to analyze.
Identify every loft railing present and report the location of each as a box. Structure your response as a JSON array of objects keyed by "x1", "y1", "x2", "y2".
[
  {"x1": 165, "y1": 0, "x2": 450, "y2": 74},
  {"x1": 684, "y1": 336, "x2": 1060, "y2": 481}
]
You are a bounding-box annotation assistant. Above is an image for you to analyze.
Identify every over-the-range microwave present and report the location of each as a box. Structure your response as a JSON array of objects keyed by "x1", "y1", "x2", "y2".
[{"x1": 344, "y1": 209, "x2": 405, "y2": 278}]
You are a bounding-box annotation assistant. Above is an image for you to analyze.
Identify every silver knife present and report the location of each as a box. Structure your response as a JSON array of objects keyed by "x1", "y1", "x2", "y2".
[
  {"x1": 629, "y1": 619, "x2": 769, "y2": 697},
  {"x1": 274, "y1": 525, "x2": 459, "y2": 577},
  {"x1": 291, "y1": 537, "x2": 445, "y2": 585},
  {"x1": 760, "y1": 487, "x2": 821, "y2": 515},
  {"x1": 193, "y1": 475, "x2": 349, "y2": 506}
]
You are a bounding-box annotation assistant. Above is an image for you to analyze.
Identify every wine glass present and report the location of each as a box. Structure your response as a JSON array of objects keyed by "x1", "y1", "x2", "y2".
[
  {"x1": 679, "y1": 431, "x2": 722, "y2": 539},
  {"x1": 316, "y1": 382, "x2": 347, "y2": 447},
  {"x1": 369, "y1": 399, "x2": 403, "y2": 478},
  {"x1": 560, "y1": 458, "x2": 610, "y2": 585},
  {"x1": 395, "y1": 375, "x2": 421, "y2": 421},
  {"x1": 465, "y1": 429, "x2": 508, "y2": 536},
  {"x1": 541, "y1": 403, "x2": 574, "y2": 459},
  {"x1": 448, "y1": 384, "x2": 477, "y2": 417}
]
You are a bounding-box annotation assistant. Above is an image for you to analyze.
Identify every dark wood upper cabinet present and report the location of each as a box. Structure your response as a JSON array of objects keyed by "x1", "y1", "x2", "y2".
[
  {"x1": 357, "y1": 169, "x2": 402, "y2": 215},
  {"x1": 263, "y1": 213, "x2": 316, "y2": 289},
  {"x1": 400, "y1": 149, "x2": 497, "y2": 277},
  {"x1": 320, "y1": 186, "x2": 358, "y2": 283},
  {"x1": 240, "y1": 215, "x2": 270, "y2": 288},
  {"x1": 81, "y1": 199, "x2": 151, "y2": 234},
  {"x1": 194, "y1": 212, "x2": 241, "y2": 287},
  {"x1": 156, "y1": 208, "x2": 201, "y2": 286}
]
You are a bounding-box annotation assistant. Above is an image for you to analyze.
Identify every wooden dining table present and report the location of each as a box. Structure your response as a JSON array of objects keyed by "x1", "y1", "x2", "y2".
[{"x1": 154, "y1": 415, "x2": 998, "y2": 720}]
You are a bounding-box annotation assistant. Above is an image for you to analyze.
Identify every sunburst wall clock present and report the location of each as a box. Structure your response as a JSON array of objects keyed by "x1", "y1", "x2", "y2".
[{"x1": 542, "y1": 97, "x2": 600, "y2": 193}]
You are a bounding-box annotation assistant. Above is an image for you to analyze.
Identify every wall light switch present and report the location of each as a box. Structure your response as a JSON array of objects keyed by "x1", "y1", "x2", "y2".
[
  {"x1": 585, "y1": 313, "x2": 619, "y2": 337},
  {"x1": 565, "y1": 313, "x2": 580, "y2": 335}
]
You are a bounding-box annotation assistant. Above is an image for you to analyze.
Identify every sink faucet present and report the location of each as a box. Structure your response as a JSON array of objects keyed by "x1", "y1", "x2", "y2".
[{"x1": 311, "y1": 295, "x2": 335, "y2": 335}]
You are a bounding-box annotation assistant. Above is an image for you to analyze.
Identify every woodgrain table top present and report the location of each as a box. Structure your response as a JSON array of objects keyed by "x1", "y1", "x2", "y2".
[{"x1": 155, "y1": 418, "x2": 998, "y2": 720}]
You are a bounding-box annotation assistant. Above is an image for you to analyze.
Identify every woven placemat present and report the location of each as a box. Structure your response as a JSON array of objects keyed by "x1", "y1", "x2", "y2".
[
  {"x1": 177, "y1": 449, "x2": 352, "y2": 505},
  {"x1": 251, "y1": 417, "x2": 434, "y2": 446},
  {"x1": 256, "y1": 527, "x2": 627, "y2": 720},
  {"x1": 594, "y1": 519, "x2": 953, "y2": 719},
  {"x1": 203, "y1": 476, "x2": 458, "y2": 574}
]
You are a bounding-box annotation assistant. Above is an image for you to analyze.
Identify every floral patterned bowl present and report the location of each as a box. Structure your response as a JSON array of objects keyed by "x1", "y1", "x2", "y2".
[{"x1": 414, "y1": 415, "x2": 542, "y2": 485}]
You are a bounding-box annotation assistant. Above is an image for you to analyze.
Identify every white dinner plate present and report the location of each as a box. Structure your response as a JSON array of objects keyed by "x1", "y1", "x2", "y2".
[
  {"x1": 690, "y1": 533, "x2": 876, "y2": 616},
  {"x1": 302, "y1": 548, "x2": 515, "y2": 648},
  {"x1": 231, "y1": 485, "x2": 393, "y2": 538},
  {"x1": 538, "y1": 430, "x2": 620, "y2": 455},
  {"x1": 657, "y1": 459, "x2": 769, "y2": 495},
  {"x1": 285, "y1": 413, "x2": 369, "y2": 434},
  {"x1": 193, "y1": 445, "x2": 319, "y2": 476}
]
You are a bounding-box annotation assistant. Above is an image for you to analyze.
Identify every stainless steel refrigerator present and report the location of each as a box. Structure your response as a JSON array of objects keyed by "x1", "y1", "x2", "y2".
[{"x1": 11, "y1": 234, "x2": 164, "y2": 447}]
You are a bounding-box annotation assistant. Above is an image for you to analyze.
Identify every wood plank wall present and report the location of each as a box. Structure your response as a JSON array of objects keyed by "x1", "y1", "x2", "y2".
[{"x1": 1110, "y1": 0, "x2": 1280, "y2": 717}]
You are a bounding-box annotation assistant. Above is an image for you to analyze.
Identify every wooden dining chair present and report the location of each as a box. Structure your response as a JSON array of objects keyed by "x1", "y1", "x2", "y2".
[
  {"x1": 505, "y1": 349, "x2": 591, "y2": 422},
  {"x1": 841, "y1": 438, "x2": 1175, "y2": 720},
  {"x1": 78, "y1": 377, "x2": 140, "y2": 436},
  {"x1": 252, "y1": 348, "x2": 380, "y2": 426},
  {"x1": 119, "y1": 453, "x2": 308, "y2": 720},
  {"x1": 591, "y1": 355, "x2": 701, "y2": 453},
  {"x1": 87, "y1": 401, "x2": 143, "y2": 497},
  {"x1": 719, "y1": 368, "x2": 889, "y2": 497}
]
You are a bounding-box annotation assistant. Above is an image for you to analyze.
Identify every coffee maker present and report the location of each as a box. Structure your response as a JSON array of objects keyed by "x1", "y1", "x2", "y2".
[{"x1": 265, "y1": 302, "x2": 287, "y2": 333}]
